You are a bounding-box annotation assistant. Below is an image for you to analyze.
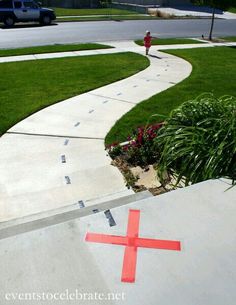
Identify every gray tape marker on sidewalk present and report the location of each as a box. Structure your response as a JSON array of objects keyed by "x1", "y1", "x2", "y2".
[
  {"x1": 61, "y1": 155, "x2": 66, "y2": 163},
  {"x1": 104, "y1": 210, "x2": 116, "y2": 227},
  {"x1": 78, "y1": 200, "x2": 85, "y2": 208},
  {"x1": 65, "y1": 176, "x2": 71, "y2": 184}
]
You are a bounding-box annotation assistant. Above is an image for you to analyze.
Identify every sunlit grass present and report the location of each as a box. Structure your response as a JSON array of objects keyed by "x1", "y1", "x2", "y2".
[
  {"x1": 0, "y1": 52, "x2": 149, "y2": 135},
  {"x1": 106, "y1": 47, "x2": 236, "y2": 144},
  {"x1": 0, "y1": 43, "x2": 111, "y2": 57}
]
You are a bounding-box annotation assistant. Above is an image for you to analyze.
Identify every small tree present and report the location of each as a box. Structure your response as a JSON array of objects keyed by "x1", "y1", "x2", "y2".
[{"x1": 191, "y1": 0, "x2": 235, "y2": 40}]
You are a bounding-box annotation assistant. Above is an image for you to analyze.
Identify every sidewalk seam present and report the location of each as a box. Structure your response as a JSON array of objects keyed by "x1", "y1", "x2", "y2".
[{"x1": 6, "y1": 131, "x2": 105, "y2": 141}]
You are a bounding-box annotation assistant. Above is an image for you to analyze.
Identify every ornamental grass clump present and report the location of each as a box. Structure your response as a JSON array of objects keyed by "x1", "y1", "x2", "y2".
[{"x1": 155, "y1": 94, "x2": 236, "y2": 185}]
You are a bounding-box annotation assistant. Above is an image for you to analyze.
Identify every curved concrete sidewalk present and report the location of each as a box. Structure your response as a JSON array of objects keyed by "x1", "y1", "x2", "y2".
[{"x1": 0, "y1": 41, "x2": 192, "y2": 222}]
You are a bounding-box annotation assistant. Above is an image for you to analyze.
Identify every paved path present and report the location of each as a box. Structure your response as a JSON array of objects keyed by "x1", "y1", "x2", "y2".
[
  {"x1": 1, "y1": 40, "x2": 235, "y2": 222},
  {"x1": 0, "y1": 179, "x2": 235, "y2": 305},
  {"x1": 0, "y1": 41, "x2": 195, "y2": 222}
]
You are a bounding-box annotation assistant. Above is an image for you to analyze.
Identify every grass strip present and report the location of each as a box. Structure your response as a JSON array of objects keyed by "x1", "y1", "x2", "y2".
[
  {"x1": 53, "y1": 7, "x2": 139, "y2": 16},
  {"x1": 135, "y1": 38, "x2": 205, "y2": 46},
  {"x1": 57, "y1": 15, "x2": 158, "y2": 22},
  {"x1": 0, "y1": 43, "x2": 112, "y2": 57},
  {"x1": 220, "y1": 36, "x2": 236, "y2": 42},
  {"x1": 228, "y1": 7, "x2": 236, "y2": 13}
]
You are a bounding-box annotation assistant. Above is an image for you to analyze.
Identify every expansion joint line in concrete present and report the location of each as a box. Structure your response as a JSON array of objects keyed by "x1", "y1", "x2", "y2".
[
  {"x1": 6, "y1": 131, "x2": 104, "y2": 141},
  {"x1": 88, "y1": 93, "x2": 137, "y2": 105}
]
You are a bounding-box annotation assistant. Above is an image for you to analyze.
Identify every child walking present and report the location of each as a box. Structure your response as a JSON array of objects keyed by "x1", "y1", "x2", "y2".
[{"x1": 144, "y1": 30, "x2": 152, "y2": 55}]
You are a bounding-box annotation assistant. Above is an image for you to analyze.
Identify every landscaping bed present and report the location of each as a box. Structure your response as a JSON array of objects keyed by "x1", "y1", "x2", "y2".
[{"x1": 107, "y1": 94, "x2": 236, "y2": 194}]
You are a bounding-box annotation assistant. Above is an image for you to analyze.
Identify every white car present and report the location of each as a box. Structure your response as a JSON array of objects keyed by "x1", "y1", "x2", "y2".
[{"x1": 0, "y1": 0, "x2": 56, "y2": 26}]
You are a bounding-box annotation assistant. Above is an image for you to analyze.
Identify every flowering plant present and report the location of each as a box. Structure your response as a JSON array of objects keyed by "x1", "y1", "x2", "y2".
[{"x1": 107, "y1": 123, "x2": 163, "y2": 166}]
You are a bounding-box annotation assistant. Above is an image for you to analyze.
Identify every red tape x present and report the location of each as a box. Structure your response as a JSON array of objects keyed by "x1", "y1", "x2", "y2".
[{"x1": 85, "y1": 209, "x2": 181, "y2": 283}]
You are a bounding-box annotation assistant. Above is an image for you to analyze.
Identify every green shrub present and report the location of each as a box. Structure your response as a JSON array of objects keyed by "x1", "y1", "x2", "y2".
[{"x1": 155, "y1": 94, "x2": 236, "y2": 185}]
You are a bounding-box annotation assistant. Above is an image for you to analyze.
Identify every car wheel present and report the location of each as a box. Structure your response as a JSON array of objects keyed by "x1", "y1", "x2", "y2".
[
  {"x1": 3, "y1": 16, "x2": 15, "y2": 27},
  {"x1": 40, "y1": 15, "x2": 51, "y2": 25}
]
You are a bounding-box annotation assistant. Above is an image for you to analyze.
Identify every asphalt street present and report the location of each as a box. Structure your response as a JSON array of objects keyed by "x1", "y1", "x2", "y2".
[{"x1": 0, "y1": 19, "x2": 236, "y2": 48}]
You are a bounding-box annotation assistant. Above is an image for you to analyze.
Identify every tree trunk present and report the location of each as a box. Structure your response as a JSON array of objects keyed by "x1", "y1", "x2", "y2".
[{"x1": 209, "y1": 6, "x2": 215, "y2": 41}]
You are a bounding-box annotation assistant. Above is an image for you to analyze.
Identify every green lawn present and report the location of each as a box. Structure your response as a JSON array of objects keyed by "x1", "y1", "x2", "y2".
[
  {"x1": 0, "y1": 43, "x2": 111, "y2": 57},
  {"x1": 228, "y1": 7, "x2": 236, "y2": 13},
  {"x1": 57, "y1": 15, "x2": 156, "y2": 21},
  {"x1": 0, "y1": 53, "x2": 148, "y2": 135},
  {"x1": 54, "y1": 7, "x2": 138, "y2": 16},
  {"x1": 220, "y1": 36, "x2": 236, "y2": 42},
  {"x1": 105, "y1": 47, "x2": 236, "y2": 144},
  {"x1": 135, "y1": 38, "x2": 205, "y2": 46}
]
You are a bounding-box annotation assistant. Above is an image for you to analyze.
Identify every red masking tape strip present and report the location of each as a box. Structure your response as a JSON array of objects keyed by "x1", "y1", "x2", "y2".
[
  {"x1": 121, "y1": 210, "x2": 140, "y2": 283},
  {"x1": 86, "y1": 233, "x2": 127, "y2": 246},
  {"x1": 85, "y1": 209, "x2": 181, "y2": 284},
  {"x1": 126, "y1": 209, "x2": 140, "y2": 238},
  {"x1": 121, "y1": 245, "x2": 137, "y2": 283},
  {"x1": 136, "y1": 237, "x2": 181, "y2": 251}
]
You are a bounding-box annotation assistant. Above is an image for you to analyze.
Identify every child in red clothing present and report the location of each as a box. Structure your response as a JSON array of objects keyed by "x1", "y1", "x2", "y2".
[{"x1": 144, "y1": 30, "x2": 153, "y2": 55}]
